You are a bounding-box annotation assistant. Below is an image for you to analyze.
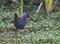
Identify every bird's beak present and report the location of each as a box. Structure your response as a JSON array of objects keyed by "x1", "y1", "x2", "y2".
[{"x1": 29, "y1": 16, "x2": 33, "y2": 21}]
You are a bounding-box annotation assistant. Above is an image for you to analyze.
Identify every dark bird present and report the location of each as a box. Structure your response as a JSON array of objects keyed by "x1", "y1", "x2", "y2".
[{"x1": 13, "y1": 13, "x2": 32, "y2": 33}]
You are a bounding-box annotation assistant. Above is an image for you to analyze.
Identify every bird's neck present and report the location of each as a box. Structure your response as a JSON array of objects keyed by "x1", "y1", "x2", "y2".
[{"x1": 23, "y1": 16, "x2": 28, "y2": 21}]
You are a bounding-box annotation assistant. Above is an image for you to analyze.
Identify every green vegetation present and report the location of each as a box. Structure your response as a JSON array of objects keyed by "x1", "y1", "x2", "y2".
[
  {"x1": 0, "y1": 0, "x2": 60, "y2": 44},
  {"x1": 0, "y1": 10, "x2": 60, "y2": 44}
]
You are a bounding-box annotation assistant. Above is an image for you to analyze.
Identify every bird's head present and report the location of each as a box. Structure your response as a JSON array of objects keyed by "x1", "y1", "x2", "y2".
[{"x1": 23, "y1": 13, "x2": 32, "y2": 20}]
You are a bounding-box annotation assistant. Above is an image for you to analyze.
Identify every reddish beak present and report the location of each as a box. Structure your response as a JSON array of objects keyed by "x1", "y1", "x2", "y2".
[{"x1": 29, "y1": 16, "x2": 33, "y2": 21}]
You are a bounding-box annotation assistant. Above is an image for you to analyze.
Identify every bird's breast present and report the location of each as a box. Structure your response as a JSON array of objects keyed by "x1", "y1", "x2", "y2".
[{"x1": 14, "y1": 20, "x2": 27, "y2": 29}]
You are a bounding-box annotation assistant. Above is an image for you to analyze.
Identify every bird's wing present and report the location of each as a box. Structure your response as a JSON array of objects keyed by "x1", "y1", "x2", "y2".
[{"x1": 14, "y1": 17, "x2": 22, "y2": 24}]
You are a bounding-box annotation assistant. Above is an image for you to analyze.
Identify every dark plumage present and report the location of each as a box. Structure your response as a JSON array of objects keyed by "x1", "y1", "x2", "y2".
[{"x1": 13, "y1": 13, "x2": 32, "y2": 30}]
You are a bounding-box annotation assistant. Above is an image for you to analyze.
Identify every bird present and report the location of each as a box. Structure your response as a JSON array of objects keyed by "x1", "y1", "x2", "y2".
[{"x1": 13, "y1": 13, "x2": 32, "y2": 33}]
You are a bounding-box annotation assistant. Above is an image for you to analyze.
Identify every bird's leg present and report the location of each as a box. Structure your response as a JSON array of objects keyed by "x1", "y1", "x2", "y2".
[
  {"x1": 19, "y1": 29, "x2": 24, "y2": 34},
  {"x1": 15, "y1": 29, "x2": 18, "y2": 35}
]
